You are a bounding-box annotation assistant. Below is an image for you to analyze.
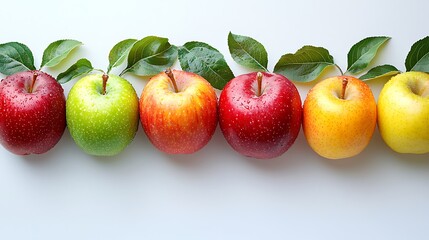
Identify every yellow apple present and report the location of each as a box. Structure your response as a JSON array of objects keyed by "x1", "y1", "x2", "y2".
[
  {"x1": 378, "y1": 71, "x2": 429, "y2": 154},
  {"x1": 303, "y1": 76, "x2": 377, "y2": 159}
]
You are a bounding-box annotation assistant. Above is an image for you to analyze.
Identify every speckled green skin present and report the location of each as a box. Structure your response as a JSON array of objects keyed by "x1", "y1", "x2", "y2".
[{"x1": 66, "y1": 74, "x2": 139, "y2": 156}]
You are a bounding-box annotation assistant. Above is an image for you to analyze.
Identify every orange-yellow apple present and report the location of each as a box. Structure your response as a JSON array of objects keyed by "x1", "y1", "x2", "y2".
[
  {"x1": 378, "y1": 71, "x2": 429, "y2": 154},
  {"x1": 303, "y1": 76, "x2": 377, "y2": 159},
  {"x1": 139, "y1": 69, "x2": 218, "y2": 154}
]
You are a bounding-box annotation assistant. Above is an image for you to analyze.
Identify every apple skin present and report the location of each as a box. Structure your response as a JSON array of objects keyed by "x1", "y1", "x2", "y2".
[
  {"x1": 378, "y1": 71, "x2": 429, "y2": 154},
  {"x1": 140, "y1": 70, "x2": 218, "y2": 154},
  {"x1": 218, "y1": 72, "x2": 302, "y2": 159},
  {"x1": 303, "y1": 76, "x2": 377, "y2": 159},
  {"x1": 66, "y1": 74, "x2": 139, "y2": 156},
  {"x1": 0, "y1": 70, "x2": 66, "y2": 155}
]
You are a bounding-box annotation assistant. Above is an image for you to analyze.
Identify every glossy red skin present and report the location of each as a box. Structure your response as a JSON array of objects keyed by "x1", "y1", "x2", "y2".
[
  {"x1": 0, "y1": 70, "x2": 66, "y2": 155},
  {"x1": 219, "y1": 72, "x2": 302, "y2": 159}
]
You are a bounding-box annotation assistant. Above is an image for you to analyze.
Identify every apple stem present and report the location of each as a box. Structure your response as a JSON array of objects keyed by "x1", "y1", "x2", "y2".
[
  {"x1": 341, "y1": 77, "x2": 348, "y2": 100},
  {"x1": 102, "y1": 74, "x2": 108, "y2": 95},
  {"x1": 29, "y1": 72, "x2": 38, "y2": 93},
  {"x1": 256, "y1": 72, "x2": 263, "y2": 97},
  {"x1": 165, "y1": 68, "x2": 179, "y2": 93}
]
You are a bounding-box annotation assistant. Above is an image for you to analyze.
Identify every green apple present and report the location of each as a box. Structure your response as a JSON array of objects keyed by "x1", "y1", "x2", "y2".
[
  {"x1": 378, "y1": 71, "x2": 429, "y2": 154},
  {"x1": 66, "y1": 74, "x2": 139, "y2": 156}
]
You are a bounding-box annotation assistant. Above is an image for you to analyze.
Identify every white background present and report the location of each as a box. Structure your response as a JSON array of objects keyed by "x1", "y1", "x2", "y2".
[{"x1": 1, "y1": 0, "x2": 429, "y2": 239}]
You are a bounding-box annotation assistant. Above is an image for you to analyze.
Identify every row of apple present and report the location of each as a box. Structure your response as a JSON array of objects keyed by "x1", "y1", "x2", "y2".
[{"x1": 0, "y1": 35, "x2": 428, "y2": 159}]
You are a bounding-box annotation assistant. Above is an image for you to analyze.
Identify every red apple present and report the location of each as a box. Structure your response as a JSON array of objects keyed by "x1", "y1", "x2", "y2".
[
  {"x1": 139, "y1": 69, "x2": 218, "y2": 154},
  {"x1": 219, "y1": 72, "x2": 302, "y2": 159},
  {"x1": 0, "y1": 70, "x2": 66, "y2": 155}
]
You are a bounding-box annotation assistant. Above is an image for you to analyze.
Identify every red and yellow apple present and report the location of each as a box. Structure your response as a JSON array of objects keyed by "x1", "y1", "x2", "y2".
[
  {"x1": 303, "y1": 76, "x2": 377, "y2": 159},
  {"x1": 139, "y1": 69, "x2": 218, "y2": 154}
]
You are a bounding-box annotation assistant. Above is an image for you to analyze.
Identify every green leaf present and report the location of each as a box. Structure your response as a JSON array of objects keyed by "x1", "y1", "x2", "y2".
[
  {"x1": 405, "y1": 36, "x2": 429, "y2": 72},
  {"x1": 122, "y1": 36, "x2": 177, "y2": 76},
  {"x1": 178, "y1": 41, "x2": 235, "y2": 89},
  {"x1": 57, "y1": 58, "x2": 93, "y2": 84},
  {"x1": 359, "y1": 64, "x2": 400, "y2": 81},
  {"x1": 0, "y1": 42, "x2": 36, "y2": 75},
  {"x1": 273, "y1": 46, "x2": 334, "y2": 82},
  {"x1": 41, "y1": 39, "x2": 82, "y2": 68},
  {"x1": 107, "y1": 39, "x2": 137, "y2": 73},
  {"x1": 228, "y1": 32, "x2": 268, "y2": 71},
  {"x1": 347, "y1": 36, "x2": 390, "y2": 74}
]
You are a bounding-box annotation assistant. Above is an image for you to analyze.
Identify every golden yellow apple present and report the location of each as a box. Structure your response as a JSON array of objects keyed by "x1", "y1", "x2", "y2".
[
  {"x1": 303, "y1": 76, "x2": 377, "y2": 159},
  {"x1": 378, "y1": 71, "x2": 429, "y2": 154}
]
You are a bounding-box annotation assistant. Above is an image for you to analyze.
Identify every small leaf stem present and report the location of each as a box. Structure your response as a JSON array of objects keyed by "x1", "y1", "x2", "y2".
[
  {"x1": 165, "y1": 68, "x2": 179, "y2": 93},
  {"x1": 29, "y1": 72, "x2": 38, "y2": 93},
  {"x1": 335, "y1": 64, "x2": 344, "y2": 76},
  {"x1": 341, "y1": 77, "x2": 348, "y2": 100},
  {"x1": 102, "y1": 74, "x2": 108, "y2": 95},
  {"x1": 256, "y1": 72, "x2": 263, "y2": 97},
  {"x1": 119, "y1": 69, "x2": 126, "y2": 77}
]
